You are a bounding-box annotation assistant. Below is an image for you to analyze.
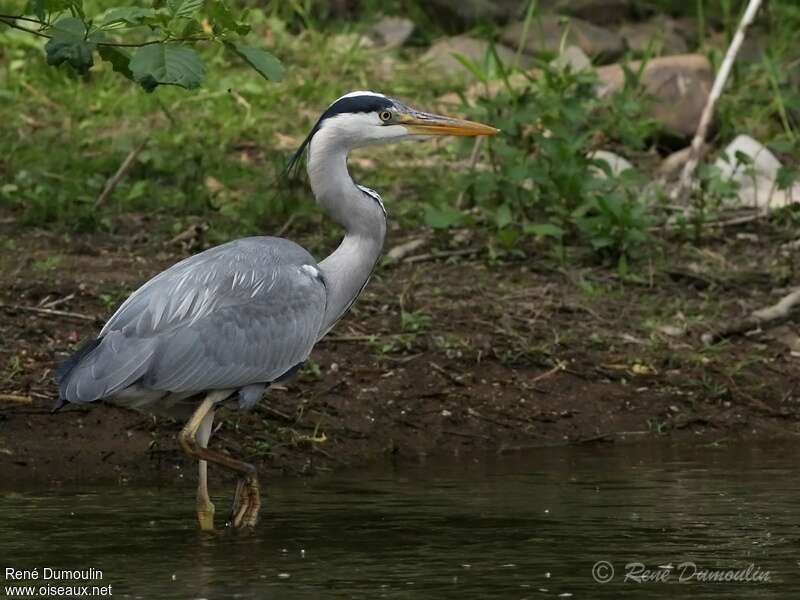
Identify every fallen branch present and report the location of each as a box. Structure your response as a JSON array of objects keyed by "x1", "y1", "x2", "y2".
[
  {"x1": 403, "y1": 247, "x2": 480, "y2": 264},
  {"x1": 673, "y1": 0, "x2": 764, "y2": 201},
  {"x1": 703, "y1": 287, "x2": 800, "y2": 343},
  {"x1": 0, "y1": 303, "x2": 96, "y2": 322},
  {"x1": 0, "y1": 393, "x2": 33, "y2": 404},
  {"x1": 95, "y1": 139, "x2": 148, "y2": 208}
]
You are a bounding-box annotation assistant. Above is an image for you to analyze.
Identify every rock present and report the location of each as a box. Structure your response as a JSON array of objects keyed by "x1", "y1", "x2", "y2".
[
  {"x1": 420, "y1": 36, "x2": 526, "y2": 78},
  {"x1": 423, "y1": 0, "x2": 525, "y2": 29},
  {"x1": 368, "y1": 16, "x2": 415, "y2": 50},
  {"x1": 715, "y1": 135, "x2": 782, "y2": 181},
  {"x1": 596, "y1": 54, "x2": 712, "y2": 138},
  {"x1": 618, "y1": 18, "x2": 688, "y2": 57},
  {"x1": 714, "y1": 134, "x2": 800, "y2": 212},
  {"x1": 658, "y1": 144, "x2": 710, "y2": 178},
  {"x1": 501, "y1": 15, "x2": 625, "y2": 64},
  {"x1": 550, "y1": 45, "x2": 592, "y2": 72},
  {"x1": 554, "y1": 0, "x2": 634, "y2": 25},
  {"x1": 589, "y1": 150, "x2": 633, "y2": 178}
]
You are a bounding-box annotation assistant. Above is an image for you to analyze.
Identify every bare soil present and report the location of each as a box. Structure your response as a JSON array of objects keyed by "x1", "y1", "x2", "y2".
[{"x1": 1, "y1": 223, "x2": 799, "y2": 487}]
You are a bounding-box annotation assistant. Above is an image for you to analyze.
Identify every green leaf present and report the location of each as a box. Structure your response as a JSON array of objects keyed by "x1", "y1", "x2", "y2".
[
  {"x1": 130, "y1": 44, "x2": 205, "y2": 92},
  {"x1": 168, "y1": 0, "x2": 203, "y2": 19},
  {"x1": 44, "y1": 17, "x2": 95, "y2": 75},
  {"x1": 26, "y1": 0, "x2": 72, "y2": 21},
  {"x1": 776, "y1": 166, "x2": 798, "y2": 191},
  {"x1": 208, "y1": 1, "x2": 250, "y2": 35},
  {"x1": 423, "y1": 206, "x2": 463, "y2": 229},
  {"x1": 494, "y1": 204, "x2": 513, "y2": 228},
  {"x1": 523, "y1": 223, "x2": 564, "y2": 239},
  {"x1": 226, "y1": 43, "x2": 284, "y2": 82},
  {"x1": 99, "y1": 7, "x2": 156, "y2": 28},
  {"x1": 98, "y1": 46, "x2": 133, "y2": 80}
]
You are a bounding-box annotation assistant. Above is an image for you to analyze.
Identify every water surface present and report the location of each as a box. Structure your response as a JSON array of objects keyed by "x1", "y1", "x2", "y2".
[{"x1": 1, "y1": 442, "x2": 797, "y2": 598}]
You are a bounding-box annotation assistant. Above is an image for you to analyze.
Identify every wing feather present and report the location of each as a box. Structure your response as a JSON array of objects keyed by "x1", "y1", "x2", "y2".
[{"x1": 61, "y1": 237, "x2": 327, "y2": 403}]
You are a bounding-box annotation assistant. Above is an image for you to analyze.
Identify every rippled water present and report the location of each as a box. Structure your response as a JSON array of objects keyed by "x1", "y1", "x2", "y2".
[{"x1": 1, "y1": 442, "x2": 797, "y2": 598}]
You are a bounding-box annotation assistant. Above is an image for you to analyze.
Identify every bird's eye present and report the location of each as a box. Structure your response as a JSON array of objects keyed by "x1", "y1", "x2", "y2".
[{"x1": 379, "y1": 110, "x2": 393, "y2": 123}]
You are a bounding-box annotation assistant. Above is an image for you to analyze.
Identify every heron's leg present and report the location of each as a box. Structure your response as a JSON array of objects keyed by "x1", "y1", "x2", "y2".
[
  {"x1": 195, "y1": 409, "x2": 216, "y2": 531},
  {"x1": 178, "y1": 391, "x2": 261, "y2": 530}
]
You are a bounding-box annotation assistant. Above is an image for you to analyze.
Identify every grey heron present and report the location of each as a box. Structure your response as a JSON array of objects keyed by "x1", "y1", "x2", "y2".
[{"x1": 54, "y1": 91, "x2": 498, "y2": 530}]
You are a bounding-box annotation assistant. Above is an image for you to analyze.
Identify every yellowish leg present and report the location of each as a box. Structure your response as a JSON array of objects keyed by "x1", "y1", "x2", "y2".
[
  {"x1": 179, "y1": 390, "x2": 262, "y2": 530},
  {"x1": 195, "y1": 410, "x2": 216, "y2": 531}
]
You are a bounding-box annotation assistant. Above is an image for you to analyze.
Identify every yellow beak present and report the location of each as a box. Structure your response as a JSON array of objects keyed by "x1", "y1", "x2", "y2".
[{"x1": 399, "y1": 111, "x2": 499, "y2": 137}]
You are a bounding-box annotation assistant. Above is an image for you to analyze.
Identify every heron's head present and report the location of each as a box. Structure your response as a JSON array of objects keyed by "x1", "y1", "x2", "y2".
[{"x1": 288, "y1": 91, "x2": 498, "y2": 170}]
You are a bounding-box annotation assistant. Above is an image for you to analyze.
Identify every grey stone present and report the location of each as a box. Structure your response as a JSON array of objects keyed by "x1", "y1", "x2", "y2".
[
  {"x1": 423, "y1": 0, "x2": 525, "y2": 28},
  {"x1": 502, "y1": 15, "x2": 625, "y2": 64},
  {"x1": 714, "y1": 135, "x2": 800, "y2": 212},
  {"x1": 420, "y1": 36, "x2": 528, "y2": 78},
  {"x1": 368, "y1": 16, "x2": 415, "y2": 50},
  {"x1": 550, "y1": 45, "x2": 592, "y2": 72},
  {"x1": 554, "y1": 0, "x2": 634, "y2": 25},
  {"x1": 589, "y1": 150, "x2": 633, "y2": 178},
  {"x1": 618, "y1": 18, "x2": 689, "y2": 57},
  {"x1": 596, "y1": 54, "x2": 712, "y2": 138}
]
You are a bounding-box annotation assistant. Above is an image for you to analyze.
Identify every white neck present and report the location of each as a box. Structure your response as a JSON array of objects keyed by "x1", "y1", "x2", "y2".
[{"x1": 307, "y1": 126, "x2": 387, "y2": 334}]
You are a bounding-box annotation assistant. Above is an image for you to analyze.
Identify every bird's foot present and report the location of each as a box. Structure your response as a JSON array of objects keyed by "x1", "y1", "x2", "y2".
[
  {"x1": 196, "y1": 499, "x2": 216, "y2": 532},
  {"x1": 229, "y1": 475, "x2": 260, "y2": 529}
]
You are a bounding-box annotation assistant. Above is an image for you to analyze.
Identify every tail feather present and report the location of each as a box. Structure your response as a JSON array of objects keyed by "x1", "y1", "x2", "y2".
[
  {"x1": 54, "y1": 334, "x2": 155, "y2": 409},
  {"x1": 53, "y1": 338, "x2": 102, "y2": 412}
]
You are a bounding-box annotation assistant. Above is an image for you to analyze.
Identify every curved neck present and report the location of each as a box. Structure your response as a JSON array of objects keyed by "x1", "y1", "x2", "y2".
[{"x1": 308, "y1": 128, "x2": 387, "y2": 334}]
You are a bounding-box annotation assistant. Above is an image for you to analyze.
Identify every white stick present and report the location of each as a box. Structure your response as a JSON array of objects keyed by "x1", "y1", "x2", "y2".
[{"x1": 674, "y1": 0, "x2": 764, "y2": 199}]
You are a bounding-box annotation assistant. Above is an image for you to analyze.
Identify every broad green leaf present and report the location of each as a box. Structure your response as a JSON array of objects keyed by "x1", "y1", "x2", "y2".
[
  {"x1": 208, "y1": 1, "x2": 250, "y2": 35},
  {"x1": 168, "y1": 0, "x2": 203, "y2": 19},
  {"x1": 523, "y1": 223, "x2": 564, "y2": 239},
  {"x1": 44, "y1": 17, "x2": 94, "y2": 75},
  {"x1": 494, "y1": 204, "x2": 513, "y2": 228},
  {"x1": 423, "y1": 206, "x2": 463, "y2": 229},
  {"x1": 99, "y1": 7, "x2": 155, "y2": 28},
  {"x1": 26, "y1": 0, "x2": 72, "y2": 21},
  {"x1": 130, "y1": 44, "x2": 205, "y2": 92},
  {"x1": 98, "y1": 46, "x2": 133, "y2": 80},
  {"x1": 227, "y1": 43, "x2": 283, "y2": 82},
  {"x1": 776, "y1": 166, "x2": 798, "y2": 191}
]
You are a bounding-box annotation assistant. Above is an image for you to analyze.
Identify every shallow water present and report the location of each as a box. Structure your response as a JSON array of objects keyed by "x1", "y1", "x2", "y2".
[{"x1": 1, "y1": 442, "x2": 797, "y2": 599}]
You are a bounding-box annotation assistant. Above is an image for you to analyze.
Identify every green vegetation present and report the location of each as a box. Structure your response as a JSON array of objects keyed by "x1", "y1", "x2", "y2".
[{"x1": 1, "y1": 0, "x2": 798, "y2": 269}]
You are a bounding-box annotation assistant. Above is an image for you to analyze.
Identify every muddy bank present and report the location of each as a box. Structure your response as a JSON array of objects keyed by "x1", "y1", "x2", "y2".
[{"x1": 1, "y1": 226, "x2": 798, "y2": 485}]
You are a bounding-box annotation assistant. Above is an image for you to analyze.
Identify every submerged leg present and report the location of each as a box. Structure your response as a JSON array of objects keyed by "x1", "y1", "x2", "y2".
[
  {"x1": 195, "y1": 409, "x2": 216, "y2": 531},
  {"x1": 178, "y1": 390, "x2": 261, "y2": 530}
]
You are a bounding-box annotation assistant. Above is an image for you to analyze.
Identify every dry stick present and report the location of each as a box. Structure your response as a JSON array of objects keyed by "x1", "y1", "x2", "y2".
[
  {"x1": 0, "y1": 394, "x2": 33, "y2": 404},
  {"x1": 95, "y1": 139, "x2": 149, "y2": 208},
  {"x1": 403, "y1": 247, "x2": 480, "y2": 264},
  {"x1": 673, "y1": 0, "x2": 764, "y2": 201},
  {"x1": 703, "y1": 287, "x2": 800, "y2": 343},
  {"x1": 0, "y1": 303, "x2": 96, "y2": 322}
]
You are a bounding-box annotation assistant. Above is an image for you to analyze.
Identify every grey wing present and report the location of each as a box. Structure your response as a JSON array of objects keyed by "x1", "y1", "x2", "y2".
[{"x1": 59, "y1": 237, "x2": 327, "y2": 403}]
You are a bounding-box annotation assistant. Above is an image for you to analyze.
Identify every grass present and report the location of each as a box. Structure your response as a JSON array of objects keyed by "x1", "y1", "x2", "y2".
[{"x1": 0, "y1": 0, "x2": 798, "y2": 267}]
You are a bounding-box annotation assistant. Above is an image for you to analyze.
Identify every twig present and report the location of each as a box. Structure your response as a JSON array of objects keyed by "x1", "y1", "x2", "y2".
[
  {"x1": 95, "y1": 139, "x2": 148, "y2": 208},
  {"x1": 276, "y1": 213, "x2": 296, "y2": 237},
  {"x1": 403, "y1": 247, "x2": 481, "y2": 264},
  {"x1": 530, "y1": 361, "x2": 566, "y2": 383},
  {"x1": 703, "y1": 287, "x2": 800, "y2": 343},
  {"x1": 673, "y1": 0, "x2": 764, "y2": 200},
  {"x1": 0, "y1": 394, "x2": 33, "y2": 404},
  {"x1": 0, "y1": 303, "x2": 96, "y2": 322},
  {"x1": 41, "y1": 293, "x2": 76, "y2": 310},
  {"x1": 430, "y1": 362, "x2": 466, "y2": 387},
  {"x1": 652, "y1": 210, "x2": 766, "y2": 232}
]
